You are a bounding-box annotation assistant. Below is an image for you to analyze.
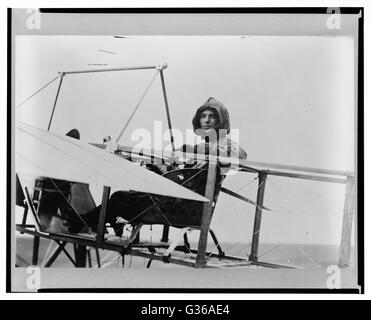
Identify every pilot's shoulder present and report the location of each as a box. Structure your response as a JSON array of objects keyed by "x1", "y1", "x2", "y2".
[{"x1": 227, "y1": 138, "x2": 247, "y2": 159}]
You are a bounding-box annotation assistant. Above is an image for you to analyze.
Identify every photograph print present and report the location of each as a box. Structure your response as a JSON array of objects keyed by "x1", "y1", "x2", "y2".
[{"x1": 10, "y1": 8, "x2": 363, "y2": 292}]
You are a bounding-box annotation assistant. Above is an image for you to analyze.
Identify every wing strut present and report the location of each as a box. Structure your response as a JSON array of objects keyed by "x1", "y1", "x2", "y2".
[
  {"x1": 195, "y1": 158, "x2": 218, "y2": 267},
  {"x1": 249, "y1": 171, "x2": 268, "y2": 262},
  {"x1": 47, "y1": 72, "x2": 65, "y2": 131},
  {"x1": 220, "y1": 186, "x2": 270, "y2": 211}
]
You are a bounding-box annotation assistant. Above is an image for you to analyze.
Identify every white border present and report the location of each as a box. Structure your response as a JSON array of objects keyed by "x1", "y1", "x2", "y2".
[{"x1": 1, "y1": 0, "x2": 369, "y2": 300}]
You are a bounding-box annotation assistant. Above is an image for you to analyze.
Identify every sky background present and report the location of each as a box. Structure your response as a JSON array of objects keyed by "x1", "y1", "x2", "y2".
[{"x1": 15, "y1": 35, "x2": 355, "y2": 246}]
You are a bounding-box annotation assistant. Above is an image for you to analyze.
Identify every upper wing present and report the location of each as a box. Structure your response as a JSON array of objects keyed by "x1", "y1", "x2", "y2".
[{"x1": 16, "y1": 122, "x2": 208, "y2": 202}]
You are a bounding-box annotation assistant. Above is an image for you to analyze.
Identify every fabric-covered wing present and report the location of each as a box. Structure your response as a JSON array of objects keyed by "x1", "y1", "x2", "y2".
[{"x1": 16, "y1": 122, "x2": 208, "y2": 202}]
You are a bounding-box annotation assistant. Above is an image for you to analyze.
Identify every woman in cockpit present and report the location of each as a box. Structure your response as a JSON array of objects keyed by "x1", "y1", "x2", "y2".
[{"x1": 65, "y1": 97, "x2": 247, "y2": 235}]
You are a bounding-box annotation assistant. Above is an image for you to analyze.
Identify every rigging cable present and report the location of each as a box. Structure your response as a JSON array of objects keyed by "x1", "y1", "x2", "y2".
[
  {"x1": 47, "y1": 178, "x2": 92, "y2": 233},
  {"x1": 115, "y1": 70, "x2": 160, "y2": 143},
  {"x1": 16, "y1": 76, "x2": 60, "y2": 108},
  {"x1": 295, "y1": 244, "x2": 321, "y2": 269},
  {"x1": 261, "y1": 177, "x2": 323, "y2": 267},
  {"x1": 41, "y1": 240, "x2": 57, "y2": 266},
  {"x1": 113, "y1": 167, "x2": 208, "y2": 235},
  {"x1": 236, "y1": 176, "x2": 258, "y2": 193},
  {"x1": 16, "y1": 153, "x2": 92, "y2": 232},
  {"x1": 258, "y1": 243, "x2": 285, "y2": 259}
]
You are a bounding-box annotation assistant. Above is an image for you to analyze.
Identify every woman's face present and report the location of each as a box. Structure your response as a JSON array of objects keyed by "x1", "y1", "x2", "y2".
[{"x1": 199, "y1": 109, "x2": 218, "y2": 130}]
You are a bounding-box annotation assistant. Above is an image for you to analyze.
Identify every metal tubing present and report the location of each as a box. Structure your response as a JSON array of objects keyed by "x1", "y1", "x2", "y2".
[{"x1": 47, "y1": 73, "x2": 64, "y2": 131}]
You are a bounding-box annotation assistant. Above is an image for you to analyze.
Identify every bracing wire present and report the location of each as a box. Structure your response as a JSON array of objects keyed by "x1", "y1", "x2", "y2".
[
  {"x1": 115, "y1": 70, "x2": 160, "y2": 143},
  {"x1": 266, "y1": 175, "x2": 339, "y2": 217},
  {"x1": 112, "y1": 168, "x2": 208, "y2": 235},
  {"x1": 236, "y1": 176, "x2": 259, "y2": 193},
  {"x1": 41, "y1": 240, "x2": 56, "y2": 266},
  {"x1": 257, "y1": 177, "x2": 328, "y2": 268},
  {"x1": 295, "y1": 244, "x2": 321, "y2": 269},
  {"x1": 16, "y1": 76, "x2": 60, "y2": 108},
  {"x1": 147, "y1": 194, "x2": 173, "y2": 226},
  {"x1": 47, "y1": 178, "x2": 92, "y2": 233},
  {"x1": 265, "y1": 176, "x2": 306, "y2": 216},
  {"x1": 146, "y1": 195, "x2": 196, "y2": 256},
  {"x1": 258, "y1": 243, "x2": 286, "y2": 259}
]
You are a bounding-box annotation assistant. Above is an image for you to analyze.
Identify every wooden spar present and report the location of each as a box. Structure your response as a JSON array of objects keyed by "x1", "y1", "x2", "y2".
[
  {"x1": 249, "y1": 171, "x2": 267, "y2": 262},
  {"x1": 62, "y1": 65, "x2": 158, "y2": 75},
  {"x1": 47, "y1": 73, "x2": 64, "y2": 131},
  {"x1": 265, "y1": 170, "x2": 347, "y2": 184},
  {"x1": 241, "y1": 160, "x2": 351, "y2": 177},
  {"x1": 96, "y1": 186, "x2": 111, "y2": 247},
  {"x1": 159, "y1": 64, "x2": 174, "y2": 242},
  {"x1": 339, "y1": 176, "x2": 356, "y2": 268},
  {"x1": 90, "y1": 143, "x2": 353, "y2": 179},
  {"x1": 115, "y1": 70, "x2": 160, "y2": 143},
  {"x1": 195, "y1": 159, "x2": 218, "y2": 267}
]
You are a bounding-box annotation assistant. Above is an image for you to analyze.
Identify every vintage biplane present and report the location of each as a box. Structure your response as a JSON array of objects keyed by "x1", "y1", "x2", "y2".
[{"x1": 15, "y1": 63, "x2": 356, "y2": 270}]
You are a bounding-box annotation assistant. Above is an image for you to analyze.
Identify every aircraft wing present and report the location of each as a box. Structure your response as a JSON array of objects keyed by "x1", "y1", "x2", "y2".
[
  {"x1": 92, "y1": 144, "x2": 346, "y2": 177},
  {"x1": 16, "y1": 122, "x2": 209, "y2": 202}
]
